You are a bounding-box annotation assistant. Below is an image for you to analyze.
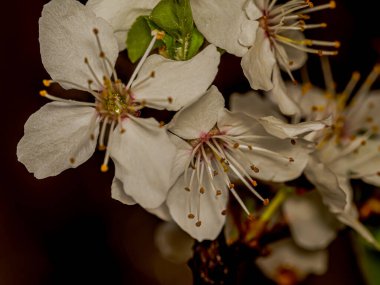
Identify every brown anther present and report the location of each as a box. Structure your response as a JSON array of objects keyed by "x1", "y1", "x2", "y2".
[
  {"x1": 251, "y1": 180, "x2": 258, "y2": 187},
  {"x1": 216, "y1": 190, "x2": 222, "y2": 196},
  {"x1": 159, "y1": 121, "x2": 165, "y2": 128},
  {"x1": 195, "y1": 221, "x2": 202, "y2": 227},
  {"x1": 317, "y1": 50, "x2": 323, "y2": 56},
  {"x1": 289, "y1": 60, "x2": 294, "y2": 66},
  {"x1": 93, "y1": 28, "x2": 99, "y2": 34},
  {"x1": 69, "y1": 158, "x2": 75, "y2": 164},
  {"x1": 263, "y1": 198, "x2": 270, "y2": 206},
  {"x1": 90, "y1": 134, "x2": 95, "y2": 140},
  {"x1": 233, "y1": 143, "x2": 239, "y2": 148},
  {"x1": 99, "y1": 51, "x2": 105, "y2": 58},
  {"x1": 251, "y1": 165, "x2": 260, "y2": 173},
  {"x1": 188, "y1": 213, "x2": 195, "y2": 219},
  {"x1": 120, "y1": 128, "x2": 126, "y2": 134},
  {"x1": 184, "y1": 187, "x2": 191, "y2": 192},
  {"x1": 84, "y1": 57, "x2": 89, "y2": 64},
  {"x1": 291, "y1": 139, "x2": 296, "y2": 145},
  {"x1": 229, "y1": 183, "x2": 235, "y2": 189},
  {"x1": 366, "y1": 117, "x2": 374, "y2": 123},
  {"x1": 361, "y1": 140, "x2": 367, "y2": 146},
  {"x1": 168, "y1": 97, "x2": 173, "y2": 103},
  {"x1": 289, "y1": 157, "x2": 295, "y2": 163},
  {"x1": 213, "y1": 170, "x2": 219, "y2": 176},
  {"x1": 98, "y1": 145, "x2": 106, "y2": 151},
  {"x1": 200, "y1": 187, "x2": 205, "y2": 194},
  {"x1": 88, "y1": 79, "x2": 93, "y2": 85},
  {"x1": 311, "y1": 105, "x2": 318, "y2": 112},
  {"x1": 248, "y1": 145, "x2": 253, "y2": 150},
  {"x1": 247, "y1": 214, "x2": 255, "y2": 221},
  {"x1": 155, "y1": 30, "x2": 165, "y2": 40},
  {"x1": 150, "y1": 71, "x2": 155, "y2": 78},
  {"x1": 221, "y1": 210, "x2": 227, "y2": 216}
]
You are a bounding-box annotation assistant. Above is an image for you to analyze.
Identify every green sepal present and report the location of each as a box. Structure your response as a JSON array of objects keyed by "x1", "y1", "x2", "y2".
[{"x1": 186, "y1": 28, "x2": 204, "y2": 59}]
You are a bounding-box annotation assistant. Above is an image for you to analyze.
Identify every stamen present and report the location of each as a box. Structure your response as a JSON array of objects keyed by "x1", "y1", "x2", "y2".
[
  {"x1": 101, "y1": 120, "x2": 115, "y2": 172},
  {"x1": 321, "y1": 56, "x2": 336, "y2": 96},
  {"x1": 39, "y1": 90, "x2": 96, "y2": 107},
  {"x1": 301, "y1": 1, "x2": 336, "y2": 14}
]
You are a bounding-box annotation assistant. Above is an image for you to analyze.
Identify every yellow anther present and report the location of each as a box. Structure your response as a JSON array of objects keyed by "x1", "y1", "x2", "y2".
[
  {"x1": 153, "y1": 30, "x2": 165, "y2": 40},
  {"x1": 321, "y1": 23, "x2": 327, "y2": 28},
  {"x1": 334, "y1": 41, "x2": 341, "y2": 48},
  {"x1": 263, "y1": 198, "x2": 270, "y2": 206},
  {"x1": 39, "y1": 90, "x2": 48, "y2": 97},
  {"x1": 43, "y1": 79, "x2": 52, "y2": 87},
  {"x1": 329, "y1": 1, "x2": 336, "y2": 9},
  {"x1": 98, "y1": 145, "x2": 106, "y2": 151},
  {"x1": 352, "y1": 71, "x2": 361, "y2": 80},
  {"x1": 100, "y1": 164, "x2": 109, "y2": 172},
  {"x1": 251, "y1": 180, "x2": 258, "y2": 187}
]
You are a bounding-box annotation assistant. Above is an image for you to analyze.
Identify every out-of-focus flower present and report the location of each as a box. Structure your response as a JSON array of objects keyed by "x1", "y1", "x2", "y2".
[
  {"x1": 17, "y1": 0, "x2": 220, "y2": 209},
  {"x1": 86, "y1": 0, "x2": 160, "y2": 50},
  {"x1": 256, "y1": 238, "x2": 328, "y2": 284},
  {"x1": 165, "y1": 86, "x2": 324, "y2": 241},
  {"x1": 190, "y1": 0, "x2": 338, "y2": 115}
]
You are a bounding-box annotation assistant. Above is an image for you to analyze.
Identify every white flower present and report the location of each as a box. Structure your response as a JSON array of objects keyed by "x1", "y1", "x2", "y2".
[
  {"x1": 86, "y1": 0, "x2": 160, "y2": 50},
  {"x1": 17, "y1": 0, "x2": 220, "y2": 209},
  {"x1": 190, "y1": 0, "x2": 338, "y2": 115},
  {"x1": 165, "y1": 86, "x2": 317, "y2": 241},
  {"x1": 256, "y1": 238, "x2": 328, "y2": 283},
  {"x1": 230, "y1": 84, "x2": 380, "y2": 248}
]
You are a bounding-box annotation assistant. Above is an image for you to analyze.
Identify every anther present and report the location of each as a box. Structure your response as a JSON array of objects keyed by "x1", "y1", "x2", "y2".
[
  {"x1": 90, "y1": 134, "x2": 95, "y2": 140},
  {"x1": 361, "y1": 140, "x2": 367, "y2": 146},
  {"x1": 120, "y1": 128, "x2": 126, "y2": 134},
  {"x1": 251, "y1": 180, "x2": 258, "y2": 187},
  {"x1": 152, "y1": 30, "x2": 165, "y2": 40},
  {"x1": 233, "y1": 143, "x2": 240, "y2": 148},
  {"x1": 159, "y1": 121, "x2": 165, "y2": 128},
  {"x1": 377, "y1": 172, "x2": 380, "y2": 176},
  {"x1": 167, "y1": 97, "x2": 173, "y2": 104},
  {"x1": 184, "y1": 187, "x2": 191, "y2": 192},
  {"x1": 150, "y1": 71, "x2": 155, "y2": 78},
  {"x1": 84, "y1": 57, "x2": 89, "y2": 64},
  {"x1": 99, "y1": 51, "x2": 105, "y2": 58},
  {"x1": 93, "y1": 28, "x2": 99, "y2": 35},
  {"x1": 213, "y1": 170, "x2": 219, "y2": 176},
  {"x1": 98, "y1": 145, "x2": 106, "y2": 151},
  {"x1": 289, "y1": 157, "x2": 295, "y2": 162},
  {"x1": 374, "y1": 64, "x2": 380, "y2": 73},
  {"x1": 250, "y1": 165, "x2": 260, "y2": 173},
  {"x1": 229, "y1": 183, "x2": 235, "y2": 189},
  {"x1": 334, "y1": 41, "x2": 341, "y2": 48},
  {"x1": 291, "y1": 139, "x2": 296, "y2": 145},
  {"x1": 69, "y1": 157, "x2": 75, "y2": 164},
  {"x1": 329, "y1": 1, "x2": 336, "y2": 9},
  {"x1": 248, "y1": 145, "x2": 253, "y2": 150},
  {"x1": 195, "y1": 221, "x2": 202, "y2": 227},
  {"x1": 188, "y1": 213, "x2": 195, "y2": 219},
  {"x1": 100, "y1": 164, "x2": 108, "y2": 172},
  {"x1": 200, "y1": 187, "x2": 205, "y2": 194},
  {"x1": 263, "y1": 198, "x2": 270, "y2": 206},
  {"x1": 221, "y1": 210, "x2": 227, "y2": 216},
  {"x1": 43, "y1": 79, "x2": 52, "y2": 87},
  {"x1": 247, "y1": 214, "x2": 255, "y2": 221},
  {"x1": 216, "y1": 190, "x2": 222, "y2": 196},
  {"x1": 39, "y1": 90, "x2": 47, "y2": 97}
]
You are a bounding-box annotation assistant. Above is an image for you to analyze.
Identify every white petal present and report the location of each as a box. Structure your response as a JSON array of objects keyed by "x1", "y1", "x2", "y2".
[
  {"x1": 132, "y1": 45, "x2": 220, "y2": 111},
  {"x1": 86, "y1": 0, "x2": 159, "y2": 50},
  {"x1": 17, "y1": 102, "x2": 98, "y2": 179},
  {"x1": 256, "y1": 239, "x2": 328, "y2": 282},
  {"x1": 39, "y1": 0, "x2": 118, "y2": 90},
  {"x1": 229, "y1": 91, "x2": 284, "y2": 119},
  {"x1": 304, "y1": 156, "x2": 348, "y2": 213},
  {"x1": 146, "y1": 204, "x2": 172, "y2": 221},
  {"x1": 218, "y1": 110, "x2": 312, "y2": 182},
  {"x1": 284, "y1": 192, "x2": 339, "y2": 250},
  {"x1": 169, "y1": 134, "x2": 193, "y2": 182},
  {"x1": 244, "y1": 0, "x2": 262, "y2": 20},
  {"x1": 154, "y1": 222, "x2": 194, "y2": 263},
  {"x1": 168, "y1": 86, "x2": 225, "y2": 139},
  {"x1": 239, "y1": 20, "x2": 259, "y2": 47},
  {"x1": 278, "y1": 31, "x2": 308, "y2": 71},
  {"x1": 110, "y1": 116, "x2": 176, "y2": 209},
  {"x1": 111, "y1": 177, "x2": 136, "y2": 205},
  {"x1": 241, "y1": 28, "x2": 276, "y2": 91},
  {"x1": 167, "y1": 175, "x2": 228, "y2": 241},
  {"x1": 337, "y1": 206, "x2": 380, "y2": 249},
  {"x1": 267, "y1": 66, "x2": 301, "y2": 116},
  {"x1": 190, "y1": 0, "x2": 251, "y2": 56},
  {"x1": 258, "y1": 115, "x2": 332, "y2": 139}
]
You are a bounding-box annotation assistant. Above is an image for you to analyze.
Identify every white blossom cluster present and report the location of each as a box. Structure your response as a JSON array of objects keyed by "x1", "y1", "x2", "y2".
[{"x1": 16, "y1": 0, "x2": 380, "y2": 282}]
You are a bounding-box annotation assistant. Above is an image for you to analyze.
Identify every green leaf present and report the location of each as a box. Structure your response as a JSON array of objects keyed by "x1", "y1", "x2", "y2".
[
  {"x1": 149, "y1": 0, "x2": 193, "y2": 39},
  {"x1": 186, "y1": 28, "x2": 204, "y2": 59},
  {"x1": 126, "y1": 16, "x2": 152, "y2": 63},
  {"x1": 352, "y1": 229, "x2": 380, "y2": 285}
]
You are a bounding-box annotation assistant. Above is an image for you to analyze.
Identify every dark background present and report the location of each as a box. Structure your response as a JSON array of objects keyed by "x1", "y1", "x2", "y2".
[{"x1": 2, "y1": 1, "x2": 380, "y2": 284}]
